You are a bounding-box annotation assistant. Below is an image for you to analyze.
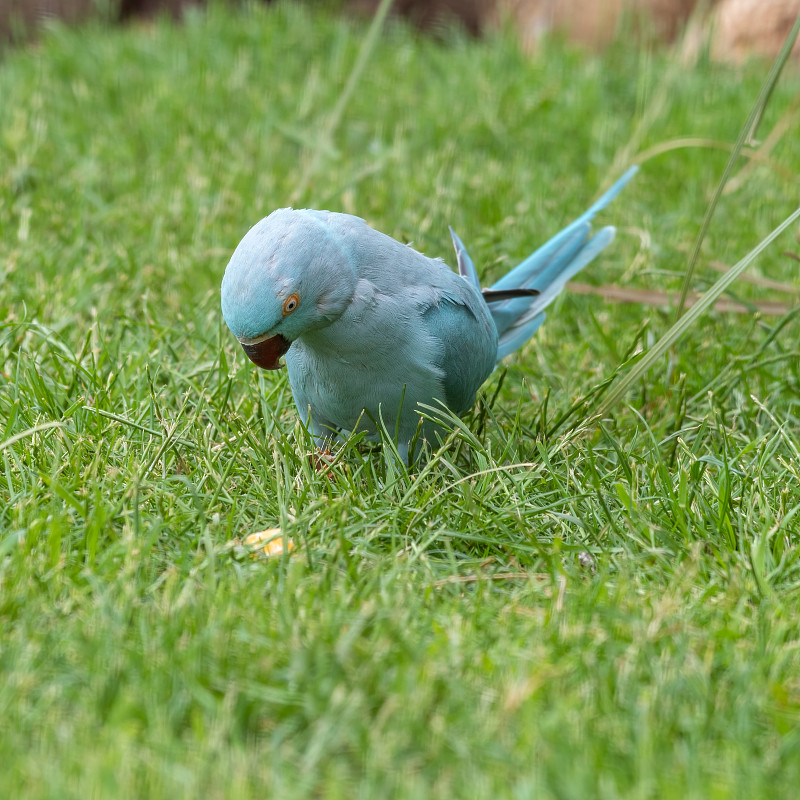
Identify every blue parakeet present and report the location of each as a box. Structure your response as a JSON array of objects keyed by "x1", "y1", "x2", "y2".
[{"x1": 221, "y1": 166, "x2": 637, "y2": 463}]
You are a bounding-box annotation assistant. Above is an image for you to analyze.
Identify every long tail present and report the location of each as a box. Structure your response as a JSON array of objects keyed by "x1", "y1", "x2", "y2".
[{"x1": 450, "y1": 166, "x2": 638, "y2": 362}]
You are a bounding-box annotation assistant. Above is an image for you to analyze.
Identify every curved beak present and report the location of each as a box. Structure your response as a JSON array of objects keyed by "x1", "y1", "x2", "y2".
[{"x1": 239, "y1": 334, "x2": 291, "y2": 370}]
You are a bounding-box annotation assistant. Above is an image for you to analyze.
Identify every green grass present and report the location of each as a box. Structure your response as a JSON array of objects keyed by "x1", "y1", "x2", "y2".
[{"x1": 2, "y1": 2, "x2": 800, "y2": 797}]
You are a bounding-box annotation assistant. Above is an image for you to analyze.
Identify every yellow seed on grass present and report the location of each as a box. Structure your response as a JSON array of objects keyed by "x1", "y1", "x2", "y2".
[{"x1": 245, "y1": 528, "x2": 294, "y2": 558}]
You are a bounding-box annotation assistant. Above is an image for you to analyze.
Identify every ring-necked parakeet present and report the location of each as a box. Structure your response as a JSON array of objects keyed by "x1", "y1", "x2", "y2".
[{"x1": 221, "y1": 166, "x2": 637, "y2": 462}]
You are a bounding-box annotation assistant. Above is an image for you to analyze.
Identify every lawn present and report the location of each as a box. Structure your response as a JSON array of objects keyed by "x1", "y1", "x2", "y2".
[{"x1": 1, "y1": 2, "x2": 800, "y2": 797}]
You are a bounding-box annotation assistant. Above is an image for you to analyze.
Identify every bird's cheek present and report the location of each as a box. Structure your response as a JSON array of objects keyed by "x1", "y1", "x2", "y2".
[{"x1": 240, "y1": 334, "x2": 291, "y2": 370}]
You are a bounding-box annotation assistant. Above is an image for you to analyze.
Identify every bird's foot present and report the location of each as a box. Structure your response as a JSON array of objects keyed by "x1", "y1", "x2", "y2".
[{"x1": 308, "y1": 448, "x2": 337, "y2": 480}]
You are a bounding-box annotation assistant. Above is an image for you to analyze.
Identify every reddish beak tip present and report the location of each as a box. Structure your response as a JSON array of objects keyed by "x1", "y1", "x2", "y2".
[{"x1": 241, "y1": 334, "x2": 291, "y2": 370}]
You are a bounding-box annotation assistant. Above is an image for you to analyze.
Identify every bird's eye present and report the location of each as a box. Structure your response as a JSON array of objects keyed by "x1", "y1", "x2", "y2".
[{"x1": 283, "y1": 294, "x2": 300, "y2": 315}]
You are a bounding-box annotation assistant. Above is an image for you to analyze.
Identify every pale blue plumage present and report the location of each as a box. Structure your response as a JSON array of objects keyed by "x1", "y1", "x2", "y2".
[{"x1": 221, "y1": 167, "x2": 637, "y2": 462}]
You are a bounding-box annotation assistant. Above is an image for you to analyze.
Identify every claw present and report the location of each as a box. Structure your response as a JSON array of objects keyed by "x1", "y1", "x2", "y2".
[{"x1": 308, "y1": 448, "x2": 337, "y2": 480}]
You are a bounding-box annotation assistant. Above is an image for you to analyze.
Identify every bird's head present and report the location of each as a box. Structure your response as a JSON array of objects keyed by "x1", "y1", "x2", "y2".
[{"x1": 221, "y1": 209, "x2": 358, "y2": 370}]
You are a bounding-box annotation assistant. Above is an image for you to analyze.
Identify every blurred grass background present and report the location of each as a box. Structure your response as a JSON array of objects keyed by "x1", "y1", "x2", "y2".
[{"x1": 1, "y1": 2, "x2": 800, "y2": 797}]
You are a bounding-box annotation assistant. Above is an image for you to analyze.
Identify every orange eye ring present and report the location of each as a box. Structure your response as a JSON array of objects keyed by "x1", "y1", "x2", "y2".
[{"x1": 282, "y1": 294, "x2": 300, "y2": 315}]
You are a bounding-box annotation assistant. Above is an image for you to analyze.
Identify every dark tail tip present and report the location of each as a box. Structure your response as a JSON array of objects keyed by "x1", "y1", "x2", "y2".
[{"x1": 481, "y1": 288, "x2": 540, "y2": 303}]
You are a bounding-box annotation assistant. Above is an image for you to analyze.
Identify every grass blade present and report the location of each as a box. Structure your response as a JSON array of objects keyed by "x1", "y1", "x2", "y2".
[
  {"x1": 290, "y1": 0, "x2": 394, "y2": 204},
  {"x1": 0, "y1": 421, "x2": 64, "y2": 453},
  {"x1": 674, "y1": 11, "x2": 800, "y2": 319},
  {"x1": 597, "y1": 205, "x2": 800, "y2": 417}
]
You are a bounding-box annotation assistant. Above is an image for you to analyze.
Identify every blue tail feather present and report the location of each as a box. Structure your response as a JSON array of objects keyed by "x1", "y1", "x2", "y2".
[
  {"x1": 496, "y1": 314, "x2": 547, "y2": 361},
  {"x1": 488, "y1": 223, "x2": 591, "y2": 335},
  {"x1": 449, "y1": 227, "x2": 480, "y2": 290},
  {"x1": 451, "y1": 166, "x2": 637, "y2": 363}
]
